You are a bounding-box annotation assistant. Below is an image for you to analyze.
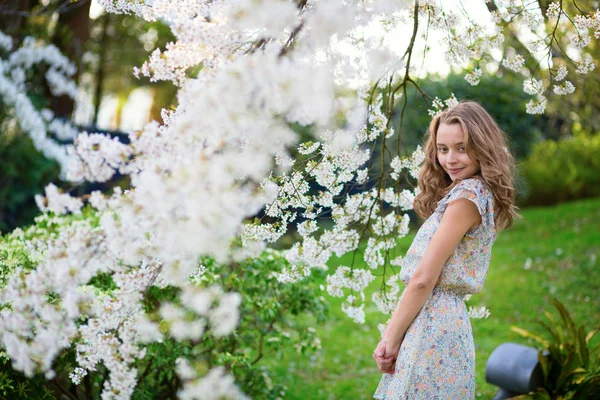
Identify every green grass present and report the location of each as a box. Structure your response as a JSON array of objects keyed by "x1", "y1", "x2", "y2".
[{"x1": 264, "y1": 197, "x2": 600, "y2": 399}]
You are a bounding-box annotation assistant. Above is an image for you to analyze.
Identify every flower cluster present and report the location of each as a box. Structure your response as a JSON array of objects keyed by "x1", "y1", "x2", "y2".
[
  {"x1": 553, "y1": 81, "x2": 575, "y2": 96},
  {"x1": 545, "y1": 2, "x2": 562, "y2": 20},
  {"x1": 464, "y1": 68, "x2": 483, "y2": 86},
  {"x1": 326, "y1": 266, "x2": 376, "y2": 323},
  {"x1": 371, "y1": 273, "x2": 404, "y2": 315},
  {"x1": 0, "y1": 32, "x2": 80, "y2": 173},
  {"x1": 34, "y1": 183, "x2": 83, "y2": 215},
  {"x1": 467, "y1": 305, "x2": 491, "y2": 319},
  {"x1": 526, "y1": 98, "x2": 546, "y2": 115},
  {"x1": 555, "y1": 65, "x2": 568, "y2": 81},
  {"x1": 502, "y1": 52, "x2": 525, "y2": 73},
  {"x1": 523, "y1": 78, "x2": 544, "y2": 96},
  {"x1": 66, "y1": 132, "x2": 133, "y2": 183},
  {"x1": 427, "y1": 94, "x2": 459, "y2": 117},
  {"x1": 494, "y1": 3, "x2": 600, "y2": 113},
  {"x1": 576, "y1": 54, "x2": 595, "y2": 75},
  {"x1": 0, "y1": 217, "x2": 106, "y2": 377}
]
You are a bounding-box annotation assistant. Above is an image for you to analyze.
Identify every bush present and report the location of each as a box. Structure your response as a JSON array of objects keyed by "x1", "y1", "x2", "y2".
[
  {"x1": 521, "y1": 132, "x2": 600, "y2": 206},
  {"x1": 0, "y1": 212, "x2": 329, "y2": 399},
  {"x1": 511, "y1": 299, "x2": 600, "y2": 399}
]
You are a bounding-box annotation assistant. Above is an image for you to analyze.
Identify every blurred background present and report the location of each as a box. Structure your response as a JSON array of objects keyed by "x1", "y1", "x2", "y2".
[
  {"x1": 2, "y1": 1, "x2": 599, "y2": 234},
  {"x1": 0, "y1": 1, "x2": 598, "y2": 399}
]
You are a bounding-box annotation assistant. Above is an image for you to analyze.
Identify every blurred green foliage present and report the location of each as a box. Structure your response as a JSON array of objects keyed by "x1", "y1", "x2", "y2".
[
  {"x1": 0, "y1": 134, "x2": 61, "y2": 233},
  {"x1": 521, "y1": 130, "x2": 600, "y2": 206},
  {"x1": 391, "y1": 72, "x2": 549, "y2": 158},
  {"x1": 184, "y1": 253, "x2": 329, "y2": 399}
]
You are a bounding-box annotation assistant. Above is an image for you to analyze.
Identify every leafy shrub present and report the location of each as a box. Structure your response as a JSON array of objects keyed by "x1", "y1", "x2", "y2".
[
  {"x1": 511, "y1": 299, "x2": 600, "y2": 399},
  {"x1": 521, "y1": 132, "x2": 600, "y2": 206},
  {"x1": 0, "y1": 212, "x2": 328, "y2": 399}
]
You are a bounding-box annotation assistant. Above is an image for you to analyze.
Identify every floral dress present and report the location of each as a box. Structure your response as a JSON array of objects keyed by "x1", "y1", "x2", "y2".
[{"x1": 374, "y1": 178, "x2": 496, "y2": 400}]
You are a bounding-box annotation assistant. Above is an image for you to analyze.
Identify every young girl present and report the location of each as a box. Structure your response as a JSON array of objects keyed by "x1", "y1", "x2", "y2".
[{"x1": 372, "y1": 101, "x2": 519, "y2": 399}]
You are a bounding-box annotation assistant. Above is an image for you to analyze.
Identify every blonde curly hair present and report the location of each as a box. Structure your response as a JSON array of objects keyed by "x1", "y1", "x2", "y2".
[{"x1": 413, "y1": 101, "x2": 519, "y2": 230}]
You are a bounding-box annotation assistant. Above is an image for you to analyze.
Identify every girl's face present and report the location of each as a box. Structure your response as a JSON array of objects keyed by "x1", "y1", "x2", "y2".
[{"x1": 436, "y1": 122, "x2": 480, "y2": 182}]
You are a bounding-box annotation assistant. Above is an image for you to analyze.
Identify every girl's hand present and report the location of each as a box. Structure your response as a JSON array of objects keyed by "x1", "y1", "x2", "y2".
[{"x1": 372, "y1": 338, "x2": 400, "y2": 374}]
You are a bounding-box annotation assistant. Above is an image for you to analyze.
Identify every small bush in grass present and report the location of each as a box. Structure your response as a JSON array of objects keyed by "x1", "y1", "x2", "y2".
[
  {"x1": 510, "y1": 299, "x2": 600, "y2": 399},
  {"x1": 521, "y1": 132, "x2": 600, "y2": 206}
]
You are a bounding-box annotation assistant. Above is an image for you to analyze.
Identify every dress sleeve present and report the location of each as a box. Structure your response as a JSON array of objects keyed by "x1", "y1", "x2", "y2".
[{"x1": 437, "y1": 179, "x2": 494, "y2": 230}]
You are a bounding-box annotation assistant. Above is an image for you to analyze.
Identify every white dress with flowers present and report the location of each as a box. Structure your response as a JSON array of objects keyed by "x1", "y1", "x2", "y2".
[{"x1": 373, "y1": 178, "x2": 496, "y2": 400}]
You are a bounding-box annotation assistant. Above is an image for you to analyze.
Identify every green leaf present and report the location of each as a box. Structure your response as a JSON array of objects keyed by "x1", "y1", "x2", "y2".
[
  {"x1": 539, "y1": 320, "x2": 561, "y2": 344},
  {"x1": 578, "y1": 325, "x2": 590, "y2": 368},
  {"x1": 511, "y1": 326, "x2": 550, "y2": 347},
  {"x1": 555, "y1": 349, "x2": 574, "y2": 390},
  {"x1": 572, "y1": 371, "x2": 587, "y2": 385},
  {"x1": 585, "y1": 328, "x2": 598, "y2": 344},
  {"x1": 538, "y1": 352, "x2": 550, "y2": 378},
  {"x1": 553, "y1": 299, "x2": 577, "y2": 342}
]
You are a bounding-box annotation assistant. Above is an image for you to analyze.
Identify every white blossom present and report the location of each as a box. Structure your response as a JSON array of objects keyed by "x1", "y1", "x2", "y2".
[
  {"x1": 468, "y1": 305, "x2": 491, "y2": 319},
  {"x1": 297, "y1": 220, "x2": 319, "y2": 237},
  {"x1": 341, "y1": 302, "x2": 366, "y2": 324},
  {"x1": 545, "y1": 2, "x2": 562, "y2": 20},
  {"x1": 523, "y1": 78, "x2": 543, "y2": 96},
  {"x1": 178, "y1": 366, "x2": 248, "y2": 400},
  {"x1": 525, "y1": 98, "x2": 546, "y2": 115},
  {"x1": 553, "y1": 81, "x2": 575, "y2": 96},
  {"x1": 35, "y1": 183, "x2": 83, "y2": 215},
  {"x1": 428, "y1": 94, "x2": 458, "y2": 117},
  {"x1": 89, "y1": 191, "x2": 108, "y2": 211},
  {"x1": 555, "y1": 65, "x2": 568, "y2": 81},
  {"x1": 298, "y1": 141, "x2": 321, "y2": 155},
  {"x1": 464, "y1": 68, "x2": 483, "y2": 86},
  {"x1": 502, "y1": 53, "x2": 525, "y2": 72},
  {"x1": 570, "y1": 33, "x2": 591, "y2": 49},
  {"x1": 576, "y1": 54, "x2": 595, "y2": 75},
  {"x1": 66, "y1": 132, "x2": 132, "y2": 182},
  {"x1": 69, "y1": 367, "x2": 87, "y2": 385},
  {"x1": 0, "y1": 31, "x2": 12, "y2": 51},
  {"x1": 0, "y1": 31, "x2": 80, "y2": 173},
  {"x1": 390, "y1": 145, "x2": 425, "y2": 180}
]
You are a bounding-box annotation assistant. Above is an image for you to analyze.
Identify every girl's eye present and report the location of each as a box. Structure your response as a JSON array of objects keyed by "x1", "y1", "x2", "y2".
[
  {"x1": 438, "y1": 148, "x2": 447, "y2": 153},
  {"x1": 459, "y1": 147, "x2": 466, "y2": 151}
]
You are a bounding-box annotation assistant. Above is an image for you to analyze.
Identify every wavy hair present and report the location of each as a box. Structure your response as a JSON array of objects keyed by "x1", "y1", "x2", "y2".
[{"x1": 413, "y1": 101, "x2": 519, "y2": 230}]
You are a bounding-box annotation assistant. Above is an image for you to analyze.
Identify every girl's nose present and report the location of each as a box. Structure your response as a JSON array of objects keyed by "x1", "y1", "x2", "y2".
[{"x1": 447, "y1": 151, "x2": 458, "y2": 163}]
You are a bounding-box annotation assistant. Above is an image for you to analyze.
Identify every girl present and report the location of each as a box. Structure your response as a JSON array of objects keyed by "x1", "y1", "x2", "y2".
[{"x1": 373, "y1": 101, "x2": 519, "y2": 399}]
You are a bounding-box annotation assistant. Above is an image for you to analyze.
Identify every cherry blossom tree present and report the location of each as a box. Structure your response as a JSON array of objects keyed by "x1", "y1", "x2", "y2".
[{"x1": 1, "y1": 0, "x2": 599, "y2": 398}]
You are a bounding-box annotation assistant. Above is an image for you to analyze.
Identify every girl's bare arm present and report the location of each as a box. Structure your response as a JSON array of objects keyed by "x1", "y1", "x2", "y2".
[{"x1": 382, "y1": 198, "x2": 481, "y2": 349}]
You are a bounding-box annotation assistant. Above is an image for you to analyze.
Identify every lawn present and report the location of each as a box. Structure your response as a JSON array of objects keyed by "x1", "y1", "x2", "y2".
[{"x1": 265, "y1": 196, "x2": 600, "y2": 399}]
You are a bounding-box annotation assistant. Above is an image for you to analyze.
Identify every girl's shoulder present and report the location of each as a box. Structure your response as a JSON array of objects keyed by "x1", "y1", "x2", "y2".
[
  {"x1": 437, "y1": 176, "x2": 495, "y2": 229},
  {"x1": 450, "y1": 177, "x2": 492, "y2": 199}
]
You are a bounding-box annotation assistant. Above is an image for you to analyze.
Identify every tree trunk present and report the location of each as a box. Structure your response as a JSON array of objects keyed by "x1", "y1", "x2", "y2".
[
  {"x1": 93, "y1": 13, "x2": 110, "y2": 126},
  {"x1": 51, "y1": 0, "x2": 92, "y2": 118}
]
